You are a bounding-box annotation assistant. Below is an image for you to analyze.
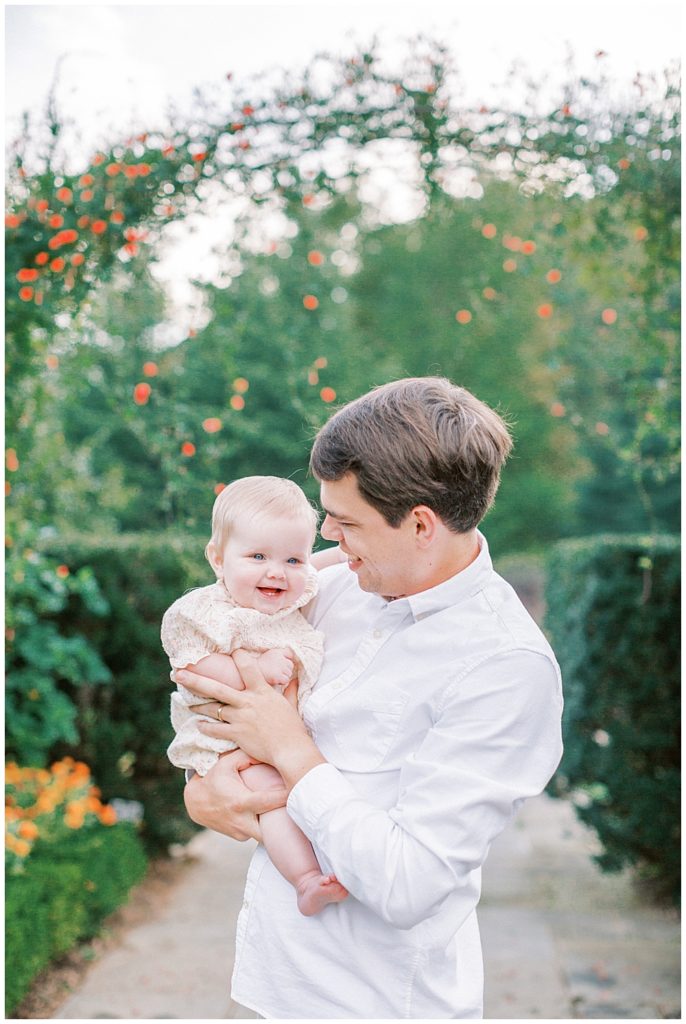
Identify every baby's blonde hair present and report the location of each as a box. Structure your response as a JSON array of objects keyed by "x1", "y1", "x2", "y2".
[{"x1": 205, "y1": 476, "x2": 319, "y2": 569}]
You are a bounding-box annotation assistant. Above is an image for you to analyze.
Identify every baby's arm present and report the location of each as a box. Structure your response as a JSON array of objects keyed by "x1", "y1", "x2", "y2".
[
  {"x1": 185, "y1": 649, "x2": 295, "y2": 700},
  {"x1": 310, "y1": 545, "x2": 347, "y2": 570}
]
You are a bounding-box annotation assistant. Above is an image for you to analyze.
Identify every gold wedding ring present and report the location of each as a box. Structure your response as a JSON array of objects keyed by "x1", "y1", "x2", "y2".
[{"x1": 216, "y1": 704, "x2": 226, "y2": 723}]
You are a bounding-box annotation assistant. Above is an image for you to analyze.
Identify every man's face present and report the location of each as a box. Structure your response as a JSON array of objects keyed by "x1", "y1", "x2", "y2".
[{"x1": 319, "y1": 473, "x2": 419, "y2": 598}]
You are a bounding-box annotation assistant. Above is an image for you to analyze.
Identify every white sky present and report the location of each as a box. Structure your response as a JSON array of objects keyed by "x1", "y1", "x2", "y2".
[{"x1": 3, "y1": 1, "x2": 682, "y2": 323}]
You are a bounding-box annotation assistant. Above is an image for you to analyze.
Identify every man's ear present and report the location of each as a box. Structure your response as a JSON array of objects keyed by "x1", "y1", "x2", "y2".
[
  {"x1": 207, "y1": 542, "x2": 223, "y2": 577},
  {"x1": 411, "y1": 506, "x2": 439, "y2": 548}
]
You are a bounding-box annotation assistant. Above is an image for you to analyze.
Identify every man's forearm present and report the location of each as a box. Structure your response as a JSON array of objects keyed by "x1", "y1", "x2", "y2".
[{"x1": 272, "y1": 732, "x2": 327, "y2": 792}]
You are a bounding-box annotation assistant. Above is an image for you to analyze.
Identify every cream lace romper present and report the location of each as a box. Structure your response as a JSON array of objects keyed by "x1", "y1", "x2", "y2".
[{"x1": 161, "y1": 569, "x2": 324, "y2": 776}]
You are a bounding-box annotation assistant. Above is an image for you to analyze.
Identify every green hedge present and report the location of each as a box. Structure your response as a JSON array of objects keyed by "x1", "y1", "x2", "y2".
[
  {"x1": 39, "y1": 532, "x2": 209, "y2": 851},
  {"x1": 5, "y1": 823, "x2": 147, "y2": 1015},
  {"x1": 545, "y1": 534, "x2": 680, "y2": 903}
]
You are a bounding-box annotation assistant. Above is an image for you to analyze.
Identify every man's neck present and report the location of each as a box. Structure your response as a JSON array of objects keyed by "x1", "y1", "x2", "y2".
[{"x1": 385, "y1": 529, "x2": 481, "y2": 600}]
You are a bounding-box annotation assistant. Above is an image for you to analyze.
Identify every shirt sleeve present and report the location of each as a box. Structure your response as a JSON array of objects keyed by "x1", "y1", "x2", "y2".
[{"x1": 286, "y1": 648, "x2": 563, "y2": 931}]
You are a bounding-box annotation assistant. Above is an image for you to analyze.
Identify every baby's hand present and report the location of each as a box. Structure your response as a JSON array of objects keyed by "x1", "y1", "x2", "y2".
[{"x1": 258, "y1": 648, "x2": 296, "y2": 689}]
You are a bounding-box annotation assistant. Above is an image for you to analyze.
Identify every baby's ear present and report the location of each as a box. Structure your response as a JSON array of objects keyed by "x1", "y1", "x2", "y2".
[{"x1": 206, "y1": 542, "x2": 223, "y2": 577}]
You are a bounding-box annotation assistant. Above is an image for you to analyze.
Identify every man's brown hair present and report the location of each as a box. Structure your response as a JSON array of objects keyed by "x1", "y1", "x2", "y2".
[{"x1": 310, "y1": 377, "x2": 513, "y2": 533}]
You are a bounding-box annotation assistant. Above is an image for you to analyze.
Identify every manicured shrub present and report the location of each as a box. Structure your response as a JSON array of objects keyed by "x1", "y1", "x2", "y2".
[
  {"x1": 39, "y1": 532, "x2": 208, "y2": 850},
  {"x1": 5, "y1": 759, "x2": 147, "y2": 1014},
  {"x1": 545, "y1": 534, "x2": 680, "y2": 903}
]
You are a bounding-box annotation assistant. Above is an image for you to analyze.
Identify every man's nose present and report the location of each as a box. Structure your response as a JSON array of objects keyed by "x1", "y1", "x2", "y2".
[{"x1": 320, "y1": 515, "x2": 340, "y2": 541}]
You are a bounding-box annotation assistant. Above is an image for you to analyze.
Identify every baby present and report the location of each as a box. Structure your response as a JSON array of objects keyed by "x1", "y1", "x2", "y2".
[{"x1": 161, "y1": 475, "x2": 347, "y2": 916}]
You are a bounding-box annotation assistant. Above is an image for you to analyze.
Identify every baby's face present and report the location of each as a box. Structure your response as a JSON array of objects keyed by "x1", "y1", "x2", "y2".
[{"x1": 210, "y1": 512, "x2": 313, "y2": 613}]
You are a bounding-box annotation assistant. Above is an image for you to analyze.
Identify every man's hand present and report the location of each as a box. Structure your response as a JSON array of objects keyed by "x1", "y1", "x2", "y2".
[
  {"x1": 183, "y1": 748, "x2": 287, "y2": 842},
  {"x1": 179, "y1": 651, "x2": 326, "y2": 790}
]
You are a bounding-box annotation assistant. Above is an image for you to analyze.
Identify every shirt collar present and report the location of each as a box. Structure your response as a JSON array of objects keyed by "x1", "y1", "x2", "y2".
[{"x1": 399, "y1": 530, "x2": 493, "y2": 622}]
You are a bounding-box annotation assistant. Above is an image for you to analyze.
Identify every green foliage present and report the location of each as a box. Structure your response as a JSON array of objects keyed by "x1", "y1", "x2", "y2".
[
  {"x1": 38, "y1": 532, "x2": 209, "y2": 850},
  {"x1": 544, "y1": 534, "x2": 680, "y2": 903},
  {"x1": 5, "y1": 823, "x2": 147, "y2": 1015},
  {"x1": 5, "y1": 531, "x2": 112, "y2": 765}
]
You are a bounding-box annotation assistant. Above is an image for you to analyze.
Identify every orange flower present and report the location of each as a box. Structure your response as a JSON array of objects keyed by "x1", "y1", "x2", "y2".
[
  {"x1": 481, "y1": 223, "x2": 497, "y2": 239},
  {"x1": 455, "y1": 310, "x2": 472, "y2": 324},
  {"x1": 242, "y1": 104, "x2": 255, "y2": 116},
  {"x1": 18, "y1": 820, "x2": 39, "y2": 840},
  {"x1": 202, "y1": 417, "x2": 222, "y2": 433},
  {"x1": 92, "y1": 153, "x2": 106, "y2": 165},
  {"x1": 80, "y1": 190, "x2": 94, "y2": 202},
  {"x1": 550, "y1": 402, "x2": 566, "y2": 417},
  {"x1": 36, "y1": 199, "x2": 49, "y2": 213},
  {"x1": 503, "y1": 259, "x2": 517, "y2": 273},
  {"x1": 110, "y1": 210, "x2": 125, "y2": 223},
  {"x1": 537, "y1": 304, "x2": 553, "y2": 319},
  {"x1": 302, "y1": 193, "x2": 315, "y2": 206},
  {"x1": 91, "y1": 220, "x2": 107, "y2": 235},
  {"x1": 308, "y1": 370, "x2": 319, "y2": 385},
  {"x1": 138, "y1": 163, "x2": 151, "y2": 176},
  {"x1": 192, "y1": 152, "x2": 207, "y2": 162},
  {"x1": 98, "y1": 805, "x2": 117, "y2": 826},
  {"x1": 50, "y1": 257, "x2": 66, "y2": 272},
  {"x1": 521, "y1": 240, "x2": 536, "y2": 254},
  {"x1": 133, "y1": 382, "x2": 151, "y2": 405},
  {"x1": 6, "y1": 449, "x2": 19, "y2": 472},
  {"x1": 46, "y1": 354, "x2": 59, "y2": 369},
  {"x1": 56, "y1": 187, "x2": 72, "y2": 203},
  {"x1": 49, "y1": 213, "x2": 64, "y2": 228},
  {"x1": 307, "y1": 250, "x2": 324, "y2": 265},
  {"x1": 320, "y1": 387, "x2": 337, "y2": 403},
  {"x1": 5, "y1": 213, "x2": 21, "y2": 228},
  {"x1": 71, "y1": 253, "x2": 85, "y2": 267},
  {"x1": 601, "y1": 308, "x2": 617, "y2": 325},
  {"x1": 214, "y1": 483, "x2": 226, "y2": 495},
  {"x1": 60, "y1": 229, "x2": 78, "y2": 244},
  {"x1": 17, "y1": 267, "x2": 39, "y2": 282},
  {"x1": 595, "y1": 421, "x2": 610, "y2": 435},
  {"x1": 181, "y1": 441, "x2": 196, "y2": 456},
  {"x1": 123, "y1": 164, "x2": 139, "y2": 178},
  {"x1": 303, "y1": 295, "x2": 319, "y2": 310},
  {"x1": 233, "y1": 377, "x2": 249, "y2": 393},
  {"x1": 482, "y1": 287, "x2": 496, "y2": 300},
  {"x1": 79, "y1": 173, "x2": 94, "y2": 187},
  {"x1": 634, "y1": 226, "x2": 648, "y2": 241},
  {"x1": 77, "y1": 215, "x2": 90, "y2": 228},
  {"x1": 618, "y1": 158, "x2": 631, "y2": 170},
  {"x1": 314, "y1": 357, "x2": 328, "y2": 369},
  {"x1": 56, "y1": 565, "x2": 69, "y2": 578},
  {"x1": 105, "y1": 163, "x2": 121, "y2": 176},
  {"x1": 143, "y1": 361, "x2": 158, "y2": 377},
  {"x1": 230, "y1": 395, "x2": 245, "y2": 411},
  {"x1": 546, "y1": 269, "x2": 562, "y2": 284},
  {"x1": 18, "y1": 286, "x2": 34, "y2": 301}
]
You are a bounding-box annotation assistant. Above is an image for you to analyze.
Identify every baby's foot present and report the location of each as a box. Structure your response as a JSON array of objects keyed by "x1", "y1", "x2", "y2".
[{"x1": 296, "y1": 871, "x2": 348, "y2": 916}]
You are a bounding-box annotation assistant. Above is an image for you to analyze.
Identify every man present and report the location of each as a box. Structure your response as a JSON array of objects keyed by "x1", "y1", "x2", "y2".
[{"x1": 179, "y1": 377, "x2": 563, "y2": 1019}]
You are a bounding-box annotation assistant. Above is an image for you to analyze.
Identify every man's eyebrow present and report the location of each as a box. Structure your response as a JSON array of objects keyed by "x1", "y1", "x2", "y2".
[{"x1": 321, "y1": 506, "x2": 357, "y2": 524}]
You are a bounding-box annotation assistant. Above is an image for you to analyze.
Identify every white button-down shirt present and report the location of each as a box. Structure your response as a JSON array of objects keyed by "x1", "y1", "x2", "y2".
[{"x1": 231, "y1": 533, "x2": 563, "y2": 1019}]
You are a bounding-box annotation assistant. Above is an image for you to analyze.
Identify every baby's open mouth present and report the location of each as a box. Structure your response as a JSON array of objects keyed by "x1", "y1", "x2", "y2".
[{"x1": 258, "y1": 587, "x2": 285, "y2": 596}]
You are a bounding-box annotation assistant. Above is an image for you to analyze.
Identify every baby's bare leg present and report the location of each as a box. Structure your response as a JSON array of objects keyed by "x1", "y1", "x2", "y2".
[{"x1": 241, "y1": 762, "x2": 348, "y2": 916}]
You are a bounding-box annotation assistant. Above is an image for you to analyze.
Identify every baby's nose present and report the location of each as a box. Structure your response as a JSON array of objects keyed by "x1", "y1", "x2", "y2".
[{"x1": 266, "y1": 563, "x2": 286, "y2": 578}]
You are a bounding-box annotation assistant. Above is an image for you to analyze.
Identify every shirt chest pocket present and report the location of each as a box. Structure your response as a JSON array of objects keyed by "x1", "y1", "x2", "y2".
[{"x1": 329, "y1": 692, "x2": 409, "y2": 772}]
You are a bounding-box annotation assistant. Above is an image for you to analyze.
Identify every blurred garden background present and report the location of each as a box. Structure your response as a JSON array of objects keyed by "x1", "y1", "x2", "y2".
[{"x1": 4, "y1": 3, "x2": 680, "y2": 1015}]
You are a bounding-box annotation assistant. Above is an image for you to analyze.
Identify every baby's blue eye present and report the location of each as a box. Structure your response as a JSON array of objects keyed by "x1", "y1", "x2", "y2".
[
  {"x1": 251, "y1": 553, "x2": 265, "y2": 561},
  {"x1": 287, "y1": 557, "x2": 300, "y2": 565}
]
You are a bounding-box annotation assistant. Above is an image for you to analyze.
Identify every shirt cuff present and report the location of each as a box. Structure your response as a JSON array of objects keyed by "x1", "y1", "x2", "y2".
[{"x1": 287, "y1": 762, "x2": 356, "y2": 833}]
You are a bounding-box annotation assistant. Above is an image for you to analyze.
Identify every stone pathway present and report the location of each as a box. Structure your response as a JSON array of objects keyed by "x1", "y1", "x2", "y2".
[{"x1": 46, "y1": 794, "x2": 679, "y2": 1019}]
